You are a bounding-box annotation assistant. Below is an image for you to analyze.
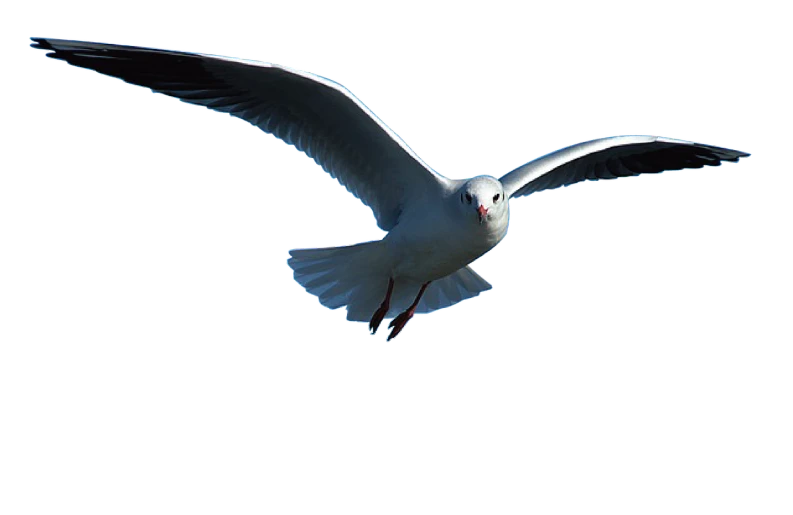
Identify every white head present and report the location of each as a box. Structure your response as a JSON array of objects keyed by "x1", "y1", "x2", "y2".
[{"x1": 457, "y1": 176, "x2": 508, "y2": 226}]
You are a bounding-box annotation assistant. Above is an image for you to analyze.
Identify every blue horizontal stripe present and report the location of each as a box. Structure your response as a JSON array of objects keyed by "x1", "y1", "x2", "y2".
[
  {"x1": 342, "y1": 72, "x2": 790, "y2": 81},
  {"x1": 352, "y1": 79, "x2": 791, "y2": 89},
  {"x1": 512, "y1": 224, "x2": 791, "y2": 232},
  {"x1": 378, "y1": 108, "x2": 791, "y2": 121},
  {"x1": 416, "y1": 143, "x2": 545, "y2": 152},
  {"x1": 0, "y1": 127, "x2": 256, "y2": 137},
  {"x1": 376, "y1": 104, "x2": 790, "y2": 114},
  {"x1": 0, "y1": 88, "x2": 137, "y2": 97},
  {"x1": 168, "y1": 38, "x2": 790, "y2": 48},
  {"x1": 0, "y1": 256, "x2": 281, "y2": 265},
  {"x1": 0, "y1": 200, "x2": 352, "y2": 210},
  {"x1": 416, "y1": 320, "x2": 791, "y2": 329}
]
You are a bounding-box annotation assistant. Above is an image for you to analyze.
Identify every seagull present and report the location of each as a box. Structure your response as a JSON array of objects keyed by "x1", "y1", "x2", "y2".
[{"x1": 31, "y1": 37, "x2": 750, "y2": 340}]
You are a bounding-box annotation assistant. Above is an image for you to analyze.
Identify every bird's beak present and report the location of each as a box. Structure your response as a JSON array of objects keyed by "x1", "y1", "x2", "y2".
[{"x1": 477, "y1": 205, "x2": 488, "y2": 224}]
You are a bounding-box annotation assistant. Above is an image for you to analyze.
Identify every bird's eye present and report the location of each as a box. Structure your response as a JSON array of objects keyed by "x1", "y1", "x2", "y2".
[
  {"x1": 493, "y1": 193, "x2": 500, "y2": 202},
  {"x1": 465, "y1": 193, "x2": 473, "y2": 204}
]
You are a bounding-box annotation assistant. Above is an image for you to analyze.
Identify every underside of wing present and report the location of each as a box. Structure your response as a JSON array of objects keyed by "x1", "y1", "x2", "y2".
[
  {"x1": 31, "y1": 37, "x2": 447, "y2": 230},
  {"x1": 500, "y1": 136, "x2": 749, "y2": 199}
]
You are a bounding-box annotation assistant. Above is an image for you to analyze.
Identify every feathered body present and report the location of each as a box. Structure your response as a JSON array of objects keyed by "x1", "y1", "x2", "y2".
[
  {"x1": 289, "y1": 177, "x2": 508, "y2": 321},
  {"x1": 31, "y1": 37, "x2": 749, "y2": 338}
]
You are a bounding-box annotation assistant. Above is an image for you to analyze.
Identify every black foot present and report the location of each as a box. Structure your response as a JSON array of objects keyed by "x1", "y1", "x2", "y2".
[
  {"x1": 370, "y1": 278, "x2": 395, "y2": 335},
  {"x1": 387, "y1": 309, "x2": 414, "y2": 341},
  {"x1": 369, "y1": 304, "x2": 388, "y2": 335}
]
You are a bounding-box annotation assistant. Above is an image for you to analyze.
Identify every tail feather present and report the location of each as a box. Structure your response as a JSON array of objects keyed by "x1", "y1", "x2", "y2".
[
  {"x1": 288, "y1": 241, "x2": 492, "y2": 323},
  {"x1": 289, "y1": 241, "x2": 391, "y2": 322},
  {"x1": 421, "y1": 285, "x2": 440, "y2": 312},
  {"x1": 415, "y1": 266, "x2": 491, "y2": 314},
  {"x1": 318, "y1": 281, "x2": 354, "y2": 309},
  {"x1": 439, "y1": 277, "x2": 463, "y2": 305},
  {"x1": 346, "y1": 283, "x2": 391, "y2": 322}
]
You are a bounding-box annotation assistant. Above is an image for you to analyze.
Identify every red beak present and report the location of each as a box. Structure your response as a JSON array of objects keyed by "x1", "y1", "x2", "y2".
[{"x1": 477, "y1": 204, "x2": 488, "y2": 223}]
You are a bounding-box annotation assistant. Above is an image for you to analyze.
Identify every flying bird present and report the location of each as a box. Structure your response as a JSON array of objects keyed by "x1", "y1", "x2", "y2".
[{"x1": 31, "y1": 38, "x2": 750, "y2": 340}]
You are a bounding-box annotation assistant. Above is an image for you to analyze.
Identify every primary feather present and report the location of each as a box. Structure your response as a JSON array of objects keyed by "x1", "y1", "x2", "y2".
[
  {"x1": 500, "y1": 136, "x2": 749, "y2": 198},
  {"x1": 31, "y1": 37, "x2": 447, "y2": 231}
]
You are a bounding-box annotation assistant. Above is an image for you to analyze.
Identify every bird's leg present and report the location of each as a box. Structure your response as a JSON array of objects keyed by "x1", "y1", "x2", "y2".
[
  {"x1": 369, "y1": 278, "x2": 395, "y2": 335},
  {"x1": 387, "y1": 282, "x2": 430, "y2": 341}
]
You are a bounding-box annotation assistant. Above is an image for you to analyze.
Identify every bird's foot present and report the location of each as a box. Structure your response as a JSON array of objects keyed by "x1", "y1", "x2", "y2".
[
  {"x1": 370, "y1": 278, "x2": 395, "y2": 335},
  {"x1": 387, "y1": 308, "x2": 415, "y2": 341},
  {"x1": 369, "y1": 304, "x2": 389, "y2": 335}
]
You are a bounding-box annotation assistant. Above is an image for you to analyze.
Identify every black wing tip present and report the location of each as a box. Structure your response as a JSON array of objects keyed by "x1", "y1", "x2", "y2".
[
  {"x1": 28, "y1": 36, "x2": 79, "y2": 46},
  {"x1": 31, "y1": 36, "x2": 93, "y2": 49},
  {"x1": 719, "y1": 148, "x2": 751, "y2": 160},
  {"x1": 30, "y1": 37, "x2": 52, "y2": 50},
  {"x1": 681, "y1": 143, "x2": 750, "y2": 164}
]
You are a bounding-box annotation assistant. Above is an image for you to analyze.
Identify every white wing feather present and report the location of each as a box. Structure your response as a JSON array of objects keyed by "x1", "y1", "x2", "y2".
[
  {"x1": 32, "y1": 38, "x2": 449, "y2": 230},
  {"x1": 500, "y1": 136, "x2": 749, "y2": 199}
]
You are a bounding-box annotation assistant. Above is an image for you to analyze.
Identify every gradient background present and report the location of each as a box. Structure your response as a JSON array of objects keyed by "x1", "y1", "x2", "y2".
[{"x1": 0, "y1": 37, "x2": 793, "y2": 343}]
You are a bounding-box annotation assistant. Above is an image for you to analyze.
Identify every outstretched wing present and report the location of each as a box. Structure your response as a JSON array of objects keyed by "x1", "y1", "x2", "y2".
[
  {"x1": 31, "y1": 38, "x2": 448, "y2": 231},
  {"x1": 500, "y1": 136, "x2": 749, "y2": 199}
]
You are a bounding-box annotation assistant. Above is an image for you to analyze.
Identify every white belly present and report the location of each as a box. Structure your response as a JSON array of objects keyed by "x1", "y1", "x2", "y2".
[{"x1": 383, "y1": 208, "x2": 507, "y2": 282}]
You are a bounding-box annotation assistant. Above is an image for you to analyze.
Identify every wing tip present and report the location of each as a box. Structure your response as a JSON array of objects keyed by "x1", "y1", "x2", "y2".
[
  {"x1": 655, "y1": 136, "x2": 750, "y2": 161},
  {"x1": 30, "y1": 37, "x2": 51, "y2": 50},
  {"x1": 31, "y1": 37, "x2": 99, "y2": 57},
  {"x1": 722, "y1": 147, "x2": 752, "y2": 161}
]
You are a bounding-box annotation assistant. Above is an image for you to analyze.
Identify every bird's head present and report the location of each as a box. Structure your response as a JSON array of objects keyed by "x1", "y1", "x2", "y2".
[{"x1": 458, "y1": 176, "x2": 508, "y2": 225}]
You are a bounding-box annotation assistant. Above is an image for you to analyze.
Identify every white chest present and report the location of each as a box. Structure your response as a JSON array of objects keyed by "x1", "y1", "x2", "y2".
[{"x1": 384, "y1": 206, "x2": 508, "y2": 282}]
